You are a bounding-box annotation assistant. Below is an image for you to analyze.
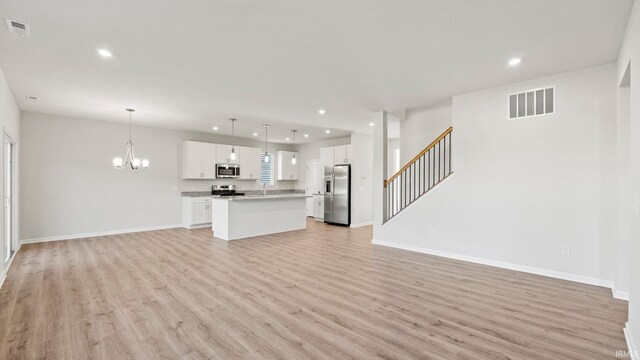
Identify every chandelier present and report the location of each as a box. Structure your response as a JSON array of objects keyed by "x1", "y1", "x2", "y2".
[{"x1": 112, "y1": 108, "x2": 149, "y2": 169}]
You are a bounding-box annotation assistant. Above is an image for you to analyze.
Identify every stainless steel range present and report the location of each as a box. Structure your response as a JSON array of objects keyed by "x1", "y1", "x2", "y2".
[{"x1": 211, "y1": 185, "x2": 245, "y2": 197}]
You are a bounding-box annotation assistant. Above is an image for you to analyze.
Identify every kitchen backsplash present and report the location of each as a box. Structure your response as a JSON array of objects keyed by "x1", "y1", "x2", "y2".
[{"x1": 179, "y1": 178, "x2": 298, "y2": 192}]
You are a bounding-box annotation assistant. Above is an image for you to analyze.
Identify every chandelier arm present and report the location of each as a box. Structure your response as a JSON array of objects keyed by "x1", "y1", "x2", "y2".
[{"x1": 128, "y1": 141, "x2": 137, "y2": 169}]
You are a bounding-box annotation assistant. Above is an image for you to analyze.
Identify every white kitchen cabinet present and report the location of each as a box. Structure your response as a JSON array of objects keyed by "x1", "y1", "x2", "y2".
[
  {"x1": 182, "y1": 141, "x2": 217, "y2": 179},
  {"x1": 334, "y1": 144, "x2": 353, "y2": 164},
  {"x1": 320, "y1": 144, "x2": 352, "y2": 168},
  {"x1": 182, "y1": 197, "x2": 213, "y2": 229},
  {"x1": 320, "y1": 147, "x2": 334, "y2": 168},
  {"x1": 276, "y1": 151, "x2": 300, "y2": 180},
  {"x1": 216, "y1": 144, "x2": 240, "y2": 164},
  {"x1": 306, "y1": 197, "x2": 314, "y2": 216},
  {"x1": 239, "y1": 146, "x2": 262, "y2": 180},
  {"x1": 313, "y1": 195, "x2": 324, "y2": 220},
  {"x1": 201, "y1": 143, "x2": 217, "y2": 177}
]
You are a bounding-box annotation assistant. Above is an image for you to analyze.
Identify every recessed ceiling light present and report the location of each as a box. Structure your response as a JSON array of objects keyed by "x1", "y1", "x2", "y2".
[
  {"x1": 253, "y1": 132, "x2": 258, "y2": 136},
  {"x1": 97, "y1": 49, "x2": 113, "y2": 58},
  {"x1": 325, "y1": 129, "x2": 331, "y2": 134},
  {"x1": 304, "y1": 134, "x2": 309, "y2": 138},
  {"x1": 318, "y1": 109, "x2": 326, "y2": 115},
  {"x1": 508, "y1": 57, "x2": 522, "y2": 66},
  {"x1": 212, "y1": 126, "x2": 219, "y2": 130},
  {"x1": 286, "y1": 137, "x2": 290, "y2": 141},
  {"x1": 369, "y1": 122, "x2": 374, "y2": 127}
]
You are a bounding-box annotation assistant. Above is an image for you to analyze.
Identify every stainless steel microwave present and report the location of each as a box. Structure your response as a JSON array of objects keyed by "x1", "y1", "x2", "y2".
[{"x1": 215, "y1": 163, "x2": 240, "y2": 178}]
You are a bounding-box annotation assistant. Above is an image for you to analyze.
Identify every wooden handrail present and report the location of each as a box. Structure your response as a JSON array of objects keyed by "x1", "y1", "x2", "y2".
[{"x1": 384, "y1": 126, "x2": 453, "y2": 187}]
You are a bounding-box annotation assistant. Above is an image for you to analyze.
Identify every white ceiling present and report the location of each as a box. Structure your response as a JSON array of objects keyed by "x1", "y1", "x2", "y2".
[{"x1": 0, "y1": 0, "x2": 633, "y2": 143}]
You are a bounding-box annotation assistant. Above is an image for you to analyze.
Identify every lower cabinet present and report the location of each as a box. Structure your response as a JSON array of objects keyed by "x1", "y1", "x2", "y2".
[
  {"x1": 182, "y1": 197, "x2": 213, "y2": 229},
  {"x1": 313, "y1": 195, "x2": 324, "y2": 221}
]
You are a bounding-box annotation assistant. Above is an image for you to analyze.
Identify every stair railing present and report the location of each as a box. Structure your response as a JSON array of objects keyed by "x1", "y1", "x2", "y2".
[{"x1": 384, "y1": 127, "x2": 453, "y2": 222}]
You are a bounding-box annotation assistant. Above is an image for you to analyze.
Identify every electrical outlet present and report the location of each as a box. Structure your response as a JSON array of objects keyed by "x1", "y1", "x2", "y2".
[
  {"x1": 429, "y1": 228, "x2": 435, "y2": 237},
  {"x1": 561, "y1": 245, "x2": 571, "y2": 256}
]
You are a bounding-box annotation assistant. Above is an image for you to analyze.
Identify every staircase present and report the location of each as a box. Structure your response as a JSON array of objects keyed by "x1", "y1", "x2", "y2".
[{"x1": 384, "y1": 127, "x2": 453, "y2": 222}]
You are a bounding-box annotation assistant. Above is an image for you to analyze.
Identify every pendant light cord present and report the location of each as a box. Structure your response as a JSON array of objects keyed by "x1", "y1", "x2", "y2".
[{"x1": 231, "y1": 118, "x2": 235, "y2": 150}]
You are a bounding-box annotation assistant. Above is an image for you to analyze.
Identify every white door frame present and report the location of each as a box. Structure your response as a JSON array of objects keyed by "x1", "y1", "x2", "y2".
[
  {"x1": 305, "y1": 159, "x2": 321, "y2": 216},
  {"x1": 2, "y1": 131, "x2": 15, "y2": 266}
]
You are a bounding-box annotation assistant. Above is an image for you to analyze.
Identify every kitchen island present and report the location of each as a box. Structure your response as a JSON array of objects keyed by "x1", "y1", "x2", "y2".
[{"x1": 211, "y1": 194, "x2": 310, "y2": 240}]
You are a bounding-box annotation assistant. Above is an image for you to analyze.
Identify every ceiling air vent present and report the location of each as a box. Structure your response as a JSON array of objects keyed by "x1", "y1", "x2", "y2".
[
  {"x1": 5, "y1": 18, "x2": 31, "y2": 37},
  {"x1": 509, "y1": 86, "x2": 555, "y2": 119}
]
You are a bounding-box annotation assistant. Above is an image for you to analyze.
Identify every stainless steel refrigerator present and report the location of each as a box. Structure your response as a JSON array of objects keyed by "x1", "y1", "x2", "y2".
[{"x1": 324, "y1": 164, "x2": 351, "y2": 226}]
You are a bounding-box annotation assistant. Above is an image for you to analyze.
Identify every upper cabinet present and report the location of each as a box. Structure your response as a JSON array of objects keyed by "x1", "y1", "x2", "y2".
[
  {"x1": 182, "y1": 141, "x2": 261, "y2": 180},
  {"x1": 276, "y1": 151, "x2": 300, "y2": 180},
  {"x1": 216, "y1": 144, "x2": 240, "y2": 164},
  {"x1": 320, "y1": 147, "x2": 334, "y2": 168},
  {"x1": 182, "y1": 141, "x2": 217, "y2": 179},
  {"x1": 334, "y1": 144, "x2": 353, "y2": 165},
  {"x1": 239, "y1": 146, "x2": 262, "y2": 180},
  {"x1": 320, "y1": 144, "x2": 352, "y2": 168}
]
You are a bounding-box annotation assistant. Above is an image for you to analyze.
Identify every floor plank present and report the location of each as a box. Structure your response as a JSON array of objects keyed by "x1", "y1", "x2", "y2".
[{"x1": 0, "y1": 219, "x2": 628, "y2": 359}]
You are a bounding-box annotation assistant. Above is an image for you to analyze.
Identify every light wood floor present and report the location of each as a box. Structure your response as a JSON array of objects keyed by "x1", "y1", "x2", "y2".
[{"x1": 0, "y1": 219, "x2": 628, "y2": 359}]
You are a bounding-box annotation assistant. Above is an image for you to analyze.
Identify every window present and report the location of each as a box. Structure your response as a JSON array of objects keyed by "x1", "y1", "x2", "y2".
[
  {"x1": 260, "y1": 153, "x2": 273, "y2": 185},
  {"x1": 509, "y1": 86, "x2": 555, "y2": 119}
]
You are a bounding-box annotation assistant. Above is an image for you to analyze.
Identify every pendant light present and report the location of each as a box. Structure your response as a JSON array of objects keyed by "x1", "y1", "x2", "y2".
[
  {"x1": 112, "y1": 109, "x2": 149, "y2": 170},
  {"x1": 291, "y1": 130, "x2": 297, "y2": 165},
  {"x1": 263, "y1": 124, "x2": 270, "y2": 163},
  {"x1": 229, "y1": 118, "x2": 237, "y2": 161}
]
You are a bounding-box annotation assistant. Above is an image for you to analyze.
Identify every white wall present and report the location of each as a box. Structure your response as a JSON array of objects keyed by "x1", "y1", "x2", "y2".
[
  {"x1": 374, "y1": 64, "x2": 618, "y2": 288},
  {"x1": 293, "y1": 136, "x2": 351, "y2": 189},
  {"x1": 387, "y1": 138, "x2": 400, "y2": 176},
  {"x1": 616, "y1": 0, "x2": 640, "y2": 351},
  {"x1": 0, "y1": 68, "x2": 19, "y2": 280},
  {"x1": 350, "y1": 132, "x2": 373, "y2": 226},
  {"x1": 400, "y1": 103, "x2": 452, "y2": 164},
  {"x1": 20, "y1": 112, "x2": 296, "y2": 241}
]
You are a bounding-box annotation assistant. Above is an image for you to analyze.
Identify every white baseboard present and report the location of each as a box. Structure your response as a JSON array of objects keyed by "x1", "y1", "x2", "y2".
[
  {"x1": 351, "y1": 221, "x2": 372, "y2": 228},
  {"x1": 184, "y1": 223, "x2": 211, "y2": 230},
  {"x1": 20, "y1": 224, "x2": 183, "y2": 244},
  {"x1": 613, "y1": 287, "x2": 630, "y2": 301},
  {"x1": 625, "y1": 322, "x2": 639, "y2": 360},
  {"x1": 371, "y1": 239, "x2": 615, "y2": 290}
]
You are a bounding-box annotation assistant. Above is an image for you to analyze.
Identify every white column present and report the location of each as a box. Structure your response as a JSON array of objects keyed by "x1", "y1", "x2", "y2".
[{"x1": 372, "y1": 111, "x2": 388, "y2": 241}]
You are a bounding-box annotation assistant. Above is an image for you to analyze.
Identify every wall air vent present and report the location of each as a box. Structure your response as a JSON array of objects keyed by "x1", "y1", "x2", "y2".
[
  {"x1": 5, "y1": 18, "x2": 31, "y2": 37},
  {"x1": 509, "y1": 86, "x2": 555, "y2": 119}
]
